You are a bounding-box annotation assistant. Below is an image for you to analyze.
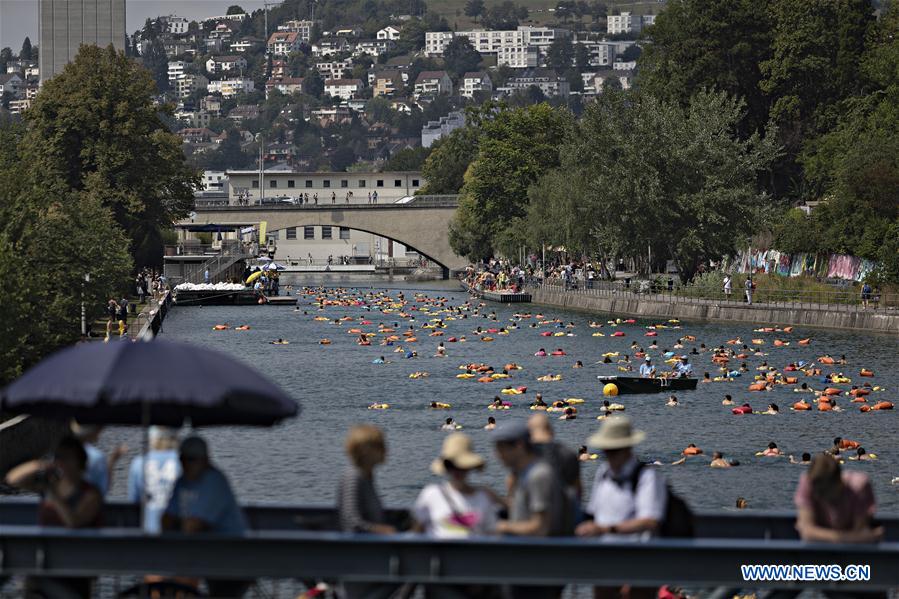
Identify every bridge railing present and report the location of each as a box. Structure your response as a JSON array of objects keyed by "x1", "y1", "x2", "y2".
[{"x1": 193, "y1": 195, "x2": 461, "y2": 210}]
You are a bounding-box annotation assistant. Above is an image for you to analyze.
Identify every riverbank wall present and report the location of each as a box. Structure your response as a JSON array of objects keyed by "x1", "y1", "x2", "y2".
[
  {"x1": 532, "y1": 287, "x2": 899, "y2": 334},
  {"x1": 137, "y1": 291, "x2": 173, "y2": 340}
]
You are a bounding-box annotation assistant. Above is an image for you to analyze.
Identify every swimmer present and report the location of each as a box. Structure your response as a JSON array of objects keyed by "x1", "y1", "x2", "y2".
[
  {"x1": 849, "y1": 447, "x2": 875, "y2": 461},
  {"x1": 535, "y1": 348, "x2": 547, "y2": 357},
  {"x1": 559, "y1": 407, "x2": 577, "y2": 420},
  {"x1": 578, "y1": 446, "x2": 596, "y2": 461},
  {"x1": 270, "y1": 338, "x2": 288, "y2": 345},
  {"x1": 599, "y1": 400, "x2": 612, "y2": 413},
  {"x1": 701, "y1": 372, "x2": 711, "y2": 384},
  {"x1": 440, "y1": 418, "x2": 459, "y2": 431},
  {"x1": 794, "y1": 382, "x2": 812, "y2": 392},
  {"x1": 762, "y1": 403, "x2": 780, "y2": 415},
  {"x1": 735, "y1": 497, "x2": 748, "y2": 509},
  {"x1": 666, "y1": 395, "x2": 679, "y2": 407},
  {"x1": 372, "y1": 356, "x2": 387, "y2": 364},
  {"x1": 531, "y1": 394, "x2": 548, "y2": 408},
  {"x1": 573, "y1": 360, "x2": 583, "y2": 368},
  {"x1": 710, "y1": 452, "x2": 733, "y2": 468},
  {"x1": 789, "y1": 452, "x2": 812, "y2": 465},
  {"x1": 484, "y1": 416, "x2": 497, "y2": 431},
  {"x1": 760, "y1": 442, "x2": 782, "y2": 457},
  {"x1": 721, "y1": 394, "x2": 734, "y2": 406},
  {"x1": 491, "y1": 397, "x2": 504, "y2": 409},
  {"x1": 682, "y1": 443, "x2": 703, "y2": 456},
  {"x1": 435, "y1": 342, "x2": 446, "y2": 357}
]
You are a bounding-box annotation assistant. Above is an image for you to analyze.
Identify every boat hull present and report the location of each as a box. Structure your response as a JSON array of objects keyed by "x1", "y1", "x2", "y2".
[{"x1": 597, "y1": 376, "x2": 698, "y2": 394}]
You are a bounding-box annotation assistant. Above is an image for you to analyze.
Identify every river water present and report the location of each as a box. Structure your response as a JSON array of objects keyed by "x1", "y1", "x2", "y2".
[{"x1": 108, "y1": 279, "x2": 899, "y2": 515}]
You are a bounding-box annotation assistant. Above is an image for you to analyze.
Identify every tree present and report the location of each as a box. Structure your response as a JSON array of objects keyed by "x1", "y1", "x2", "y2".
[
  {"x1": 546, "y1": 36, "x2": 575, "y2": 71},
  {"x1": 528, "y1": 89, "x2": 779, "y2": 280},
  {"x1": 384, "y1": 147, "x2": 431, "y2": 171},
  {"x1": 304, "y1": 69, "x2": 325, "y2": 99},
  {"x1": 397, "y1": 18, "x2": 427, "y2": 53},
  {"x1": 22, "y1": 45, "x2": 198, "y2": 268},
  {"x1": 465, "y1": 0, "x2": 485, "y2": 19},
  {"x1": 330, "y1": 145, "x2": 356, "y2": 171},
  {"x1": 20, "y1": 37, "x2": 32, "y2": 61},
  {"x1": 443, "y1": 37, "x2": 481, "y2": 79},
  {"x1": 574, "y1": 44, "x2": 591, "y2": 72},
  {"x1": 482, "y1": 1, "x2": 522, "y2": 30},
  {"x1": 0, "y1": 47, "x2": 12, "y2": 71},
  {"x1": 420, "y1": 126, "x2": 480, "y2": 194},
  {"x1": 141, "y1": 37, "x2": 169, "y2": 91},
  {"x1": 227, "y1": 5, "x2": 245, "y2": 15},
  {"x1": 449, "y1": 103, "x2": 573, "y2": 260}
]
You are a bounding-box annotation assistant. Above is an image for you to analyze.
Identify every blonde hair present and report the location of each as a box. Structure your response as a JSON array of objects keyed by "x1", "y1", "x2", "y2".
[{"x1": 345, "y1": 424, "x2": 386, "y2": 468}]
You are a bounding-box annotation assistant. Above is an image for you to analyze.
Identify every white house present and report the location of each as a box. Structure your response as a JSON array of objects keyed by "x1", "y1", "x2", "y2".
[
  {"x1": 316, "y1": 59, "x2": 353, "y2": 80},
  {"x1": 266, "y1": 77, "x2": 305, "y2": 97},
  {"x1": 413, "y1": 70, "x2": 452, "y2": 98},
  {"x1": 207, "y1": 78, "x2": 255, "y2": 97},
  {"x1": 353, "y1": 39, "x2": 395, "y2": 57},
  {"x1": 425, "y1": 26, "x2": 566, "y2": 57},
  {"x1": 503, "y1": 69, "x2": 569, "y2": 98},
  {"x1": 0, "y1": 73, "x2": 24, "y2": 97},
  {"x1": 206, "y1": 55, "x2": 248, "y2": 74},
  {"x1": 268, "y1": 32, "x2": 303, "y2": 56},
  {"x1": 229, "y1": 39, "x2": 257, "y2": 53},
  {"x1": 421, "y1": 111, "x2": 465, "y2": 148},
  {"x1": 201, "y1": 170, "x2": 228, "y2": 192},
  {"x1": 167, "y1": 60, "x2": 188, "y2": 83},
  {"x1": 167, "y1": 16, "x2": 190, "y2": 35},
  {"x1": 324, "y1": 78, "x2": 363, "y2": 100},
  {"x1": 461, "y1": 72, "x2": 492, "y2": 98},
  {"x1": 497, "y1": 45, "x2": 538, "y2": 68},
  {"x1": 607, "y1": 12, "x2": 655, "y2": 35},
  {"x1": 278, "y1": 19, "x2": 315, "y2": 42},
  {"x1": 377, "y1": 26, "x2": 401, "y2": 40},
  {"x1": 176, "y1": 74, "x2": 209, "y2": 99}
]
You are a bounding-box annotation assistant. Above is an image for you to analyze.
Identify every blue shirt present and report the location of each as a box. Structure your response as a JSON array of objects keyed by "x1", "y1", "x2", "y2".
[
  {"x1": 165, "y1": 467, "x2": 246, "y2": 535},
  {"x1": 639, "y1": 363, "x2": 655, "y2": 377},
  {"x1": 128, "y1": 450, "x2": 181, "y2": 534},
  {"x1": 675, "y1": 362, "x2": 694, "y2": 377},
  {"x1": 84, "y1": 443, "x2": 109, "y2": 497}
]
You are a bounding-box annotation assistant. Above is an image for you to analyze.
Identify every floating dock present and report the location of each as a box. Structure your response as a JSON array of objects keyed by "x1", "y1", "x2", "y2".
[{"x1": 460, "y1": 281, "x2": 531, "y2": 303}]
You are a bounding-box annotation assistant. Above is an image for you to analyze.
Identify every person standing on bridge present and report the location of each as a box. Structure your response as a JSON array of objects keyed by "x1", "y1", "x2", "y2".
[
  {"x1": 127, "y1": 426, "x2": 180, "y2": 533},
  {"x1": 745, "y1": 276, "x2": 754, "y2": 305},
  {"x1": 331, "y1": 191, "x2": 336, "y2": 204},
  {"x1": 372, "y1": 190, "x2": 378, "y2": 203}
]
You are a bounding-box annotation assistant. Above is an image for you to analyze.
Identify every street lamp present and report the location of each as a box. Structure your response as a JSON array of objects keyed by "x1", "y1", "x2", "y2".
[{"x1": 256, "y1": 132, "x2": 264, "y2": 203}]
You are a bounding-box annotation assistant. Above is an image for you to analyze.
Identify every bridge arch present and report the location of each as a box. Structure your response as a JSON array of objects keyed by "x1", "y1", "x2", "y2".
[{"x1": 185, "y1": 203, "x2": 467, "y2": 278}]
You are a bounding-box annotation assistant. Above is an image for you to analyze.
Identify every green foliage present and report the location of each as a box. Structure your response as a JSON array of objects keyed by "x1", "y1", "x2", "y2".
[
  {"x1": 419, "y1": 126, "x2": 479, "y2": 194},
  {"x1": 384, "y1": 146, "x2": 430, "y2": 171},
  {"x1": 443, "y1": 38, "x2": 482, "y2": 79},
  {"x1": 482, "y1": 1, "x2": 526, "y2": 29},
  {"x1": 449, "y1": 103, "x2": 573, "y2": 260},
  {"x1": 304, "y1": 69, "x2": 325, "y2": 99},
  {"x1": 546, "y1": 36, "x2": 574, "y2": 71},
  {"x1": 465, "y1": 0, "x2": 485, "y2": 19},
  {"x1": 527, "y1": 89, "x2": 779, "y2": 281},
  {"x1": 227, "y1": 5, "x2": 245, "y2": 14},
  {"x1": 22, "y1": 45, "x2": 198, "y2": 268},
  {"x1": 20, "y1": 37, "x2": 32, "y2": 61},
  {"x1": 771, "y1": 209, "x2": 820, "y2": 255}
]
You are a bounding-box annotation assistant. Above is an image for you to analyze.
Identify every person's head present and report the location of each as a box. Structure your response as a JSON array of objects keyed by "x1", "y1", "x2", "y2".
[
  {"x1": 431, "y1": 433, "x2": 485, "y2": 483},
  {"x1": 528, "y1": 413, "x2": 554, "y2": 443},
  {"x1": 833, "y1": 437, "x2": 842, "y2": 447},
  {"x1": 53, "y1": 435, "x2": 89, "y2": 481},
  {"x1": 178, "y1": 436, "x2": 210, "y2": 481},
  {"x1": 713, "y1": 451, "x2": 723, "y2": 460},
  {"x1": 736, "y1": 497, "x2": 747, "y2": 509},
  {"x1": 857, "y1": 447, "x2": 867, "y2": 457},
  {"x1": 345, "y1": 425, "x2": 386, "y2": 471},
  {"x1": 494, "y1": 421, "x2": 534, "y2": 471},
  {"x1": 769, "y1": 403, "x2": 779, "y2": 412},
  {"x1": 724, "y1": 395, "x2": 732, "y2": 402},
  {"x1": 586, "y1": 415, "x2": 645, "y2": 471},
  {"x1": 768, "y1": 442, "x2": 777, "y2": 449},
  {"x1": 681, "y1": 356, "x2": 689, "y2": 363},
  {"x1": 687, "y1": 443, "x2": 696, "y2": 448},
  {"x1": 808, "y1": 453, "x2": 843, "y2": 504},
  {"x1": 487, "y1": 416, "x2": 496, "y2": 425},
  {"x1": 149, "y1": 426, "x2": 179, "y2": 451},
  {"x1": 578, "y1": 445, "x2": 587, "y2": 455}
]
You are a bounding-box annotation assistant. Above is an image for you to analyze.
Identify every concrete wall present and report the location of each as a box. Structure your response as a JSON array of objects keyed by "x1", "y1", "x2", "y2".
[
  {"x1": 532, "y1": 288, "x2": 899, "y2": 334},
  {"x1": 40, "y1": 0, "x2": 126, "y2": 82}
]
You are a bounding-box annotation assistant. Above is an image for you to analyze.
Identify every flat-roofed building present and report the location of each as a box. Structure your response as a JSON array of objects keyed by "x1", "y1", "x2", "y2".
[
  {"x1": 40, "y1": 0, "x2": 127, "y2": 82},
  {"x1": 226, "y1": 170, "x2": 424, "y2": 204}
]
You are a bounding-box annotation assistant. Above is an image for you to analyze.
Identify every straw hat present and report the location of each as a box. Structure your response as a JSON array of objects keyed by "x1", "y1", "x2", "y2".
[
  {"x1": 586, "y1": 415, "x2": 646, "y2": 450},
  {"x1": 431, "y1": 433, "x2": 485, "y2": 475}
]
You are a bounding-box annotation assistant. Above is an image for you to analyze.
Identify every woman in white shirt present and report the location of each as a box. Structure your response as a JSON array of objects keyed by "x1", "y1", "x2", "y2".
[{"x1": 412, "y1": 433, "x2": 499, "y2": 539}]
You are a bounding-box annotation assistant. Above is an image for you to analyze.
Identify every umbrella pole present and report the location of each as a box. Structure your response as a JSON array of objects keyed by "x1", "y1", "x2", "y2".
[{"x1": 141, "y1": 400, "x2": 149, "y2": 533}]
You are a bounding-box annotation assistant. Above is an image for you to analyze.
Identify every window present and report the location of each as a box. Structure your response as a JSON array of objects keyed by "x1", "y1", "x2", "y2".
[
  {"x1": 341, "y1": 179, "x2": 348, "y2": 188},
  {"x1": 358, "y1": 180, "x2": 366, "y2": 188},
  {"x1": 303, "y1": 226, "x2": 314, "y2": 240},
  {"x1": 287, "y1": 180, "x2": 295, "y2": 188},
  {"x1": 286, "y1": 227, "x2": 297, "y2": 240},
  {"x1": 339, "y1": 227, "x2": 350, "y2": 240},
  {"x1": 266, "y1": 231, "x2": 279, "y2": 241},
  {"x1": 323, "y1": 180, "x2": 331, "y2": 188},
  {"x1": 321, "y1": 226, "x2": 333, "y2": 239},
  {"x1": 412, "y1": 179, "x2": 420, "y2": 187},
  {"x1": 251, "y1": 180, "x2": 259, "y2": 188},
  {"x1": 394, "y1": 179, "x2": 402, "y2": 187},
  {"x1": 305, "y1": 180, "x2": 313, "y2": 188},
  {"x1": 270, "y1": 180, "x2": 277, "y2": 188},
  {"x1": 376, "y1": 180, "x2": 384, "y2": 187}
]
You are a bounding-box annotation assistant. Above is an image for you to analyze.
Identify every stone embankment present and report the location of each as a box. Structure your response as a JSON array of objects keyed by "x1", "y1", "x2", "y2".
[{"x1": 533, "y1": 287, "x2": 899, "y2": 334}]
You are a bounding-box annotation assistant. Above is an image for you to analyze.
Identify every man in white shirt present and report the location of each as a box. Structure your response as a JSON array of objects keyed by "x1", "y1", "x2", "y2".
[
  {"x1": 638, "y1": 357, "x2": 655, "y2": 378},
  {"x1": 576, "y1": 416, "x2": 667, "y2": 599}
]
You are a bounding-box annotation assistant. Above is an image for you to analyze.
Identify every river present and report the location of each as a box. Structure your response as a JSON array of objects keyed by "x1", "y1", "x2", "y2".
[{"x1": 107, "y1": 279, "x2": 899, "y2": 514}]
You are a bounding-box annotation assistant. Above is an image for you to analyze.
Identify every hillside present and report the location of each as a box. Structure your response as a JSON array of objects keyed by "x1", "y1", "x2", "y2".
[{"x1": 434, "y1": 0, "x2": 667, "y2": 30}]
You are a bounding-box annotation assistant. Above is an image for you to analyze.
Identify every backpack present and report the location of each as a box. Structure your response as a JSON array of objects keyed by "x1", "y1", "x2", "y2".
[{"x1": 629, "y1": 462, "x2": 695, "y2": 538}]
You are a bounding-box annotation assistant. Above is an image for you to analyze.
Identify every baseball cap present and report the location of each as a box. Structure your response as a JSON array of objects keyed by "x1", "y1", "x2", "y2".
[{"x1": 492, "y1": 420, "x2": 530, "y2": 443}]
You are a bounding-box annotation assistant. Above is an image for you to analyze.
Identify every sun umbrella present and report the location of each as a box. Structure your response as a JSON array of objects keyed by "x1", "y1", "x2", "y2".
[
  {"x1": 0, "y1": 339, "x2": 299, "y2": 427},
  {"x1": 262, "y1": 262, "x2": 285, "y2": 271}
]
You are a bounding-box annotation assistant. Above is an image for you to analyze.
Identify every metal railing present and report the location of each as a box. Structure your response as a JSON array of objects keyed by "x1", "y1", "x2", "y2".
[
  {"x1": 538, "y1": 279, "x2": 898, "y2": 313},
  {"x1": 194, "y1": 197, "x2": 460, "y2": 211}
]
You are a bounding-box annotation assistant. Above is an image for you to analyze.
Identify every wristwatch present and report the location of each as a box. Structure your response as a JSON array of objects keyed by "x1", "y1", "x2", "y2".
[{"x1": 608, "y1": 524, "x2": 619, "y2": 534}]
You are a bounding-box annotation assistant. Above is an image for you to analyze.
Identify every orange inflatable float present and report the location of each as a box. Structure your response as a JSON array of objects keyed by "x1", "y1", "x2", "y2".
[
  {"x1": 863, "y1": 401, "x2": 894, "y2": 411},
  {"x1": 822, "y1": 388, "x2": 842, "y2": 396},
  {"x1": 860, "y1": 369, "x2": 874, "y2": 377},
  {"x1": 748, "y1": 382, "x2": 767, "y2": 391},
  {"x1": 819, "y1": 356, "x2": 835, "y2": 364},
  {"x1": 793, "y1": 401, "x2": 811, "y2": 411},
  {"x1": 798, "y1": 338, "x2": 811, "y2": 345},
  {"x1": 784, "y1": 377, "x2": 798, "y2": 385},
  {"x1": 817, "y1": 400, "x2": 833, "y2": 411}
]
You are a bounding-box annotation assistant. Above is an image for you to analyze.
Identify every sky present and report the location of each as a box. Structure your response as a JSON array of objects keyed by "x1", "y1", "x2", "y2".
[{"x1": 0, "y1": 0, "x2": 269, "y2": 50}]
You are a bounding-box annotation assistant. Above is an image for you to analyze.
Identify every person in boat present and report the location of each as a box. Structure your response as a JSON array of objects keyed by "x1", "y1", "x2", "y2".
[
  {"x1": 673, "y1": 356, "x2": 693, "y2": 378},
  {"x1": 639, "y1": 357, "x2": 656, "y2": 378}
]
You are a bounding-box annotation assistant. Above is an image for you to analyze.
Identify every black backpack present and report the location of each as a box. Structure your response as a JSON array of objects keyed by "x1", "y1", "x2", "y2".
[{"x1": 629, "y1": 462, "x2": 695, "y2": 538}]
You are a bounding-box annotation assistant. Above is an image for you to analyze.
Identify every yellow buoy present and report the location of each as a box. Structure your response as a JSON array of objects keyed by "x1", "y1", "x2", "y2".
[{"x1": 603, "y1": 383, "x2": 619, "y2": 397}]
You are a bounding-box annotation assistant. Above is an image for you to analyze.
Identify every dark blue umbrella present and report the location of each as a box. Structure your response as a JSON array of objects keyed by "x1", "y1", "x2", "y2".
[{"x1": 0, "y1": 339, "x2": 298, "y2": 427}]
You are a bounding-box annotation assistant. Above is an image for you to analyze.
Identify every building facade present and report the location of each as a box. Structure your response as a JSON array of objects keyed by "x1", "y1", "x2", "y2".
[
  {"x1": 226, "y1": 170, "x2": 424, "y2": 204},
  {"x1": 39, "y1": 0, "x2": 127, "y2": 82},
  {"x1": 421, "y1": 112, "x2": 465, "y2": 148}
]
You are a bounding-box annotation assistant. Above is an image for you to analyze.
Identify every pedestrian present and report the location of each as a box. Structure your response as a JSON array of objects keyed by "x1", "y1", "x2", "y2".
[
  {"x1": 861, "y1": 281, "x2": 872, "y2": 309},
  {"x1": 106, "y1": 298, "x2": 118, "y2": 336},
  {"x1": 372, "y1": 190, "x2": 378, "y2": 203},
  {"x1": 163, "y1": 436, "x2": 249, "y2": 597},
  {"x1": 136, "y1": 276, "x2": 146, "y2": 304},
  {"x1": 493, "y1": 421, "x2": 570, "y2": 599},
  {"x1": 204, "y1": 268, "x2": 210, "y2": 283},
  {"x1": 528, "y1": 413, "x2": 581, "y2": 503},
  {"x1": 332, "y1": 191, "x2": 336, "y2": 204},
  {"x1": 794, "y1": 453, "x2": 883, "y2": 543},
  {"x1": 723, "y1": 275, "x2": 732, "y2": 300},
  {"x1": 368, "y1": 191, "x2": 372, "y2": 204},
  {"x1": 127, "y1": 426, "x2": 180, "y2": 533},
  {"x1": 313, "y1": 193, "x2": 318, "y2": 205},
  {"x1": 576, "y1": 416, "x2": 667, "y2": 599},
  {"x1": 71, "y1": 422, "x2": 128, "y2": 498},
  {"x1": 745, "y1": 276, "x2": 754, "y2": 305}
]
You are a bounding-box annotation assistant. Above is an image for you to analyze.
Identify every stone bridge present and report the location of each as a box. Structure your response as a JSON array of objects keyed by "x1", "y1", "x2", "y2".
[{"x1": 185, "y1": 196, "x2": 467, "y2": 277}]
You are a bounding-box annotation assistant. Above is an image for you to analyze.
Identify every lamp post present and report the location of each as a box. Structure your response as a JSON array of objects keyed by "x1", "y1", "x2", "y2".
[{"x1": 256, "y1": 133, "x2": 264, "y2": 204}]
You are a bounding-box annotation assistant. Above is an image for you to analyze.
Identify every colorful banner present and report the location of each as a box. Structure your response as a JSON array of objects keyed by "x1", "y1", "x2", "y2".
[{"x1": 733, "y1": 250, "x2": 877, "y2": 282}]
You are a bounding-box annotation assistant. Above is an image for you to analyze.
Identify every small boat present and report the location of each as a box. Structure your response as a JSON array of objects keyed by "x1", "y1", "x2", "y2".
[{"x1": 597, "y1": 376, "x2": 698, "y2": 394}]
